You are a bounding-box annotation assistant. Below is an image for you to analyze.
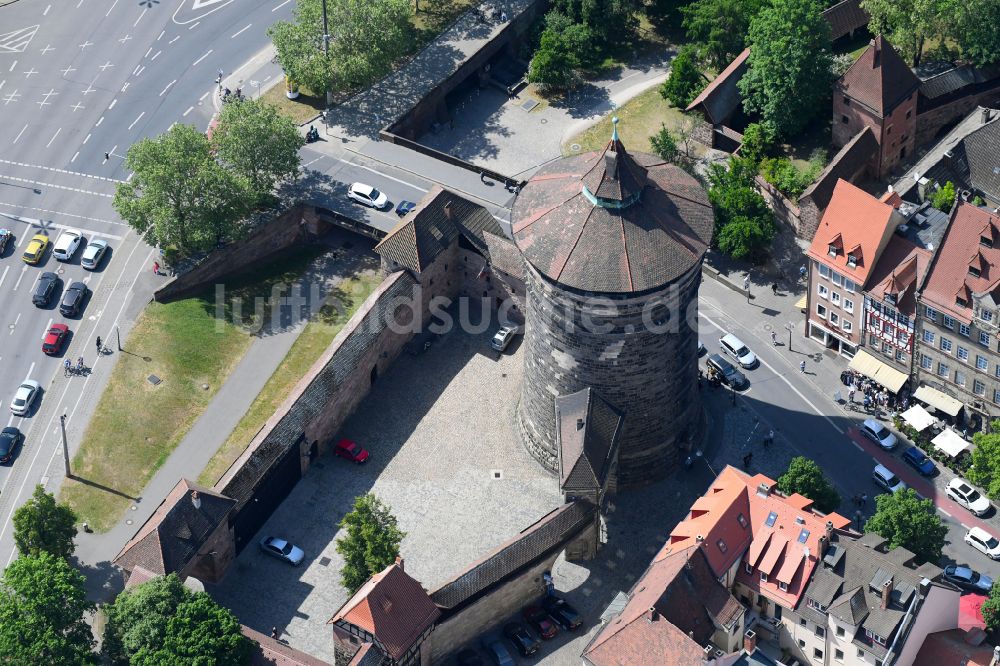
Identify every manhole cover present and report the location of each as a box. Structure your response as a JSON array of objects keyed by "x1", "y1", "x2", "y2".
[
  {"x1": 571, "y1": 143, "x2": 581, "y2": 152},
  {"x1": 319, "y1": 557, "x2": 331, "y2": 567},
  {"x1": 148, "y1": 374, "x2": 161, "y2": 385},
  {"x1": 520, "y1": 98, "x2": 539, "y2": 112},
  {"x1": 540, "y1": 118, "x2": 547, "y2": 124},
  {"x1": 492, "y1": 469, "x2": 503, "y2": 480}
]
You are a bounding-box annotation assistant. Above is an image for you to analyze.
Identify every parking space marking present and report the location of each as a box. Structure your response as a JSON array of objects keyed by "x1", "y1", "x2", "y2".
[
  {"x1": 0, "y1": 174, "x2": 113, "y2": 198},
  {"x1": 0, "y1": 160, "x2": 123, "y2": 184},
  {"x1": 0, "y1": 267, "x2": 8, "y2": 289}
]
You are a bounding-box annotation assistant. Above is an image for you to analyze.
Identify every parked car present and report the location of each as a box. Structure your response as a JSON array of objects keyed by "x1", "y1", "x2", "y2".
[
  {"x1": 697, "y1": 340, "x2": 706, "y2": 356},
  {"x1": 42, "y1": 323, "x2": 69, "y2": 355},
  {"x1": 966, "y1": 527, "x2": 1000, "y2": 560},
  {"x1": 347, "y1": 182, "x2": 389, "y2": 209},
  {"x1": 719, "y1": 333, "x2": 757, "y2": 368},
  {"x1": 861, "y1": 419, "x2": 897, "y2": 450},
  {"x1": 947, "y1": 478, "x2": 992, "y2": 516},
  {"x1": 52, "y1": 229, "x2": 83, "y2": 261},
  {"x1": 943, "y1": 565, "x2": 994, "y2": 592},
  {"x1": 543, "y1": 595, "x2": 582, "y2": 630},
  {"x1": 334, "y1": 438, "x2": 369, "y2": 463},
  {"x1": 706, "y1": 353, "x2": 747, "y2": 389},
  {"x1": 80, "y1": 239, "x2": 108, "y2": 269},
  {"x1": 491, "y1": 325, "x2": 518, "y2": 352},
  {"x1": 503, "y1": 622, "x2": 540, "y2": 656},
  {"x1": 10, "y1": 380, "x2": 40, "y2": 417},
  {"x1": 872, "y1": 464, "x2": 906, "y2": 493},
  {"x1": 21, "y1": 233, "x2": 49, "y2": 265},
  {"x1": 31, "y1": 272, "x2": 59, "y2": 307},
  {"x1": 0, "y1": 427, "x2": 22, "y2": 464},
  {"x1": 456, "y1": 649, "x2": 485, "y2": 666},
  {"x1": 482, "y1": 640, "x2": 515, "y2": 666},
  {"x1": 0, "y1": 229, "x2": 12, "y2": 255},
  {"x1": 523, "y1": 605, "x2": 558, "y2": 639},
  {"x1": 395, "y1": 200, "x2": 417, "y2": 216},
  {"x1": 60, "y1": 281, "x2": 88, "y2": 316},
  {"x1": 901, "y1": 446, "x2": 935, "y2": 476},
  {"x1": 259, "y1": 536, "x2": 304, "y2": 565}
]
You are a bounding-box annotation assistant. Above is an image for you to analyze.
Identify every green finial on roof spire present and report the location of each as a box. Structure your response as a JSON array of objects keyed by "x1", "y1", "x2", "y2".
[{"x1": 611, "y1": 116, "x2": 619, "y2": 142}]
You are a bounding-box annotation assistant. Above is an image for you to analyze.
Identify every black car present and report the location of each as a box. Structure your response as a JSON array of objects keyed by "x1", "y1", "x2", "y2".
[
  {"x1": 32, "y1": 272, "x2": 59, "y2": 307},
  {"x1": 60, "y1": 281, "x2": 88, "y2": 316},
  {"x1": 706, "y1": 353, "x2": 748, "y2": 389},
  {"x1": 0, "y1": 427, "x2": 22, "y2": 464},
  {"x1": 0, "y1": 229, "x2": 11, "y2": 255},
  {"x1": 503, "y1": 622, "x2": 540, "y2": 656},
  {"x1": 543, "y1": 596, "x2": 582, "y2": 631}
]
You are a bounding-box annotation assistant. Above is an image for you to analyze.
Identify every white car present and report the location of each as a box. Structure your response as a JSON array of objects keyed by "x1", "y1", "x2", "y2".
[
  {"x1": 491, "y1": 325, "x2": 519, "y2": 352},
  {"x1": 10, "y1": 380, "x2": 40, "y2": 416},
  {"x1": 52, "y1": 229, "x2": 83, "y2": 261},
  {"x1": 966, "y1": 527, "x2": 1000, "y2": 560},
  {"x1": 947, "y1": 478, "x2": 992, "y2": 516},
  {"x1": 347, "y1": 183, "x2": 389, "y2": 209},
  {"x1": 719, "y1": 333, "x2": 757, "y2": 368},
  {"x1": 80, "y1": 239, "x2": 108, "y2": 270},
  {"x1": 259, "y1": 536, "x2": 304, "y2": 566},
  {"x1": 861, "y1": 419, "x2": 897, "y2": 450}
]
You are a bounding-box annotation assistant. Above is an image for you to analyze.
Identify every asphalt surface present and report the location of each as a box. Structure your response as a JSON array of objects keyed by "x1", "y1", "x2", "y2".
[{"x1": 0, "y1": 0, "x2": 291, "y2": 564}]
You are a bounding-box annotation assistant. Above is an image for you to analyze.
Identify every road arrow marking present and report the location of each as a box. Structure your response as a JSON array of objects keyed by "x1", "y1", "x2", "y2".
[
  {"x1": 0, "y1": 26, "x2": 39, "y2": 54},
  {"x1": 192, "y1": 0, "x2": 226, "y2": 8}
]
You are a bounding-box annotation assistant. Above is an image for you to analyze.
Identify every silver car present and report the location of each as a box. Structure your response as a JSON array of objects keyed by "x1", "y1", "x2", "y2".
[
  {"x1": 81, "y1": 239, "x2": 108, "y2": 270},
  {"x1": 10, "y1": 380, "x2": 40, "y2": 416},
  {"x1": 491, "y1": 326, "x2": 518, "y2": 352},
  {"x1": 259, "y1": 536, "x2": 304, "y2": 566},
  {"x1": 943, "y1": 565, "x2": 993, "y2": 592}
]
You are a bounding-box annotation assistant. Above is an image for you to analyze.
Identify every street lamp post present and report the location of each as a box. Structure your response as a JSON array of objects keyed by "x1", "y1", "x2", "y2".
[
  {"x1": 60, "y1": 414, "x2": 71, "y2": 478},
  {"x1": 786, "y1": 322, "x2": 793, "y2": 352}
]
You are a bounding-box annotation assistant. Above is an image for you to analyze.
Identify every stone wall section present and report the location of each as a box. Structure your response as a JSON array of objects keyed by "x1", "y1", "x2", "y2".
[
  {"x1": 754, "y1": 176, "x2": 806, "y2": 238},
  {"x1": 181, "y1": 522, "x2": 236, "y2": 583},
  {"x1": 915, "y1": 84, "x2": 1000, "y2": 147}
]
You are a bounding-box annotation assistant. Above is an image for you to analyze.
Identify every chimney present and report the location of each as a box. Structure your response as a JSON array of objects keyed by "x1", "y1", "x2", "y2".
[
  {"x1": 649, "y1": 607, "x2": 659, "y2": 622},
  {"x1": 881, "y1": 578, "x2": 893, "y2": 610},
  {"x1": 191, "y1": 490, "x2": 201, "y2": 510},
  {"x1": 871, "y1": 38, "x2": 880, "y2": 67},
  {"x1": 394, "y1": 555, "x2": 404, "y2": 571},
  {"x1": 696, "y1": 534, "x2": 705, "y2": 545},
  {"x1": 983, "y1": 108, "x2": 993, "y2": 125},
  {"x1": 826, "y1": 520, "x2": 834, "y2": 537},
  {"x1": 744, "y1": 630, "x2": 757, "y2": 655},
  {"x1": 756, "y1": 482, "x2": 771, "y2": 497},
  {"x1": 443, "y1": 201, "x2": 453, "y2": 222}
]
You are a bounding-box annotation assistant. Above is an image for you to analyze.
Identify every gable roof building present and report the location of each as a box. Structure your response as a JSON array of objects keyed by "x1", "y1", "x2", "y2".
[
  {"x1": 686, "y1": 48, "x2": 751, "y2": 126},
  {"x1": 838, "y1": 36, "x2": 920, "y2": 118},
  {"x1": 555, "y1": 388, "x2": 624, "y2": 498}
]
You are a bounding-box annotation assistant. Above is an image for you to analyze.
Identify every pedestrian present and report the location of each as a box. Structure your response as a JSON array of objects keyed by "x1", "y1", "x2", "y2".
[
  {"x1": 744, "y1": 275, "x2": 750, "y2": 291},
  {"x1": 799, "y1": 265, "x2": 807, "y2": 278},
  {"x1": 64, "y1": 358, "x2": 71, "y2": 376},
  {"x1": 152, "y1": 261, "x2": 160, "y2": 275},
  {"x1": 849, "y1": 388, "x2": 855, "y2": 403},
  {"x1": 270, "y1": 627, "x2": 279, "y2": 640},
  {"x1": 799, "y1": 360, "x2": 806, "y2": 373},
  {"x1": 96, "y1": 336, "x2": 102, "y2": 355},
  {"x1": 480, "y1": 171, "x2": 487, "y2": 184},
  {"x1": 771, "y1": 330, "x2": 778, "y2": 346},
  {"x1": 860, "y1": 493, "x2": 867, "y2": 508},
  {"x1": 855, "y1": 510, "x2": 863, "y2": 529},
  {"x1": 765, "y1": 430, "x2": 774, "y2": 447},
  {"x1": 104, "y1": 152, "x2": 110, "y2": 161},
  {"x1": 851, "y1": 493, "x2": 860, "y2": 506},
  {"x1": 771, "y1": 282, "x2": 778, "y2": 295}
]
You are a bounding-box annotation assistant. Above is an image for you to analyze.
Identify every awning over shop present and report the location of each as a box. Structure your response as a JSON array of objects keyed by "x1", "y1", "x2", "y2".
[
  {"x1": 901, "y1": 405, "x2": 936, "y2": 432},
  {"x1": 913, "y1": 385, "x2": 964, "y2": 417},
  {"x1": 794, "y1": 295, "x2": 807, "y2": 310},
  {"x1": 933, "y1": 428, "x2": 971, "y2": 457},
  {"x1": 848, "y1": 349, "x2": 909, "y2": 393}
]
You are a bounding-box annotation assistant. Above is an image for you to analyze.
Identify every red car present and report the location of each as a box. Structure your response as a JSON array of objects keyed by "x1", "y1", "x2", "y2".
[
  {"x1": 523, "y1": 606, "x2": 558, "y2": 639},
  {"x1": 42, "y1": 323, "x2": 69, "y2": 355},
  {"x1": 334, "y1": 438, "x2": 369, "y2": 463}
]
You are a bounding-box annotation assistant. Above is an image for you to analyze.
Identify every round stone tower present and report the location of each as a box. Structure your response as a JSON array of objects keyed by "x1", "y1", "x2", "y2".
[{"x1": 513, "y1": 120, "x2": 714, "y2": 487}]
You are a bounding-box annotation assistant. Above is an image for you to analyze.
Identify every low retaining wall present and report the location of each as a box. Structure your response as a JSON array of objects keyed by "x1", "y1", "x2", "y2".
[
  {"x1": 378, "y1": 131, "x2": 524, "y2": 189},
  {"x1": 755, "y1": 176, "x2": 807, "y2": 238}
]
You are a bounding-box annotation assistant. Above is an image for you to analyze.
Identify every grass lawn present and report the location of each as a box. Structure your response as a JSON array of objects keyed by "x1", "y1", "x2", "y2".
[
  {"x1": 261, "y1": 84, "x2": 327, "y2": 125},
  {"x1": 562, "y1": 87, "x2": 707, "y2": 158},
  {"x1": 198, "y1": 271, "x2": 382, "y2": 487},
  {"x1": 60, "y1": 250, "x2": 327, "y2": 532}
]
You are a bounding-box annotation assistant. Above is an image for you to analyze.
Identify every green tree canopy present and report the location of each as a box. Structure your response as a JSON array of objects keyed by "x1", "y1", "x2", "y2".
[
  {"x1": 528, "y1": 29, "x2": 580, "y2": 91},
  {"x1": 706, "y1": 156, "x2": 775, "y2": 260},
  {"x1": 930, "y1": 181, "x2": 957, "y2": 213},
  {"x1": 776, "y1": 457, "x2": 841, "y2": 513},
  {"x1": 865, "y1": 488, "x2": 947, "y2": 563},
  {"x1": 650, "y1": 124, "x2": 680, "y2": 162},
  {"x1": 103, "y1": 573, "x2": 250, "y2": 666},
  {"x1": 982, "y1": 581, "x2": 1000, "y2": 631},
  {"x1": 12, "y1": 485, "x2": 77, "y2": 560},
  {"x1": 549, "y1": 0, "x2": 638, "y2": 50},
  {"x1": 951, "y1": 1, "x2": 1000, "y2": 67},
  {"x1": 969, "y1": 423, "x2": 1000, "y2": 499},
  {"x1": 738, "y1": 122, "x2": 776, "y2": 165},
  {"x1": 660, "y1": 45, "x2": 705, "y2": 108},
  {"x1": 0, "y1": 552, "x2": 95, "y2": 663},
  {"x1": 113, "y1": 124, "x2": 250, "y2": 254},
  {"x1": 269, "y1": 0, "x2": 412, "y2": 96},
  {"x1": 682, "y1": 0, "x2": 763, "y2": 70},
  {"x1": 739, "y1": 0, "x2": 832, "y2": 138},
  {"x1": 861, "y1": 0, "x2": 947, "y2": 66},
  {"x1": 336, "y1": 493, "x2": 406, "y2": 593},
  {"x1": 212, "y1": 97, "x2": 304, "y2": 204}
]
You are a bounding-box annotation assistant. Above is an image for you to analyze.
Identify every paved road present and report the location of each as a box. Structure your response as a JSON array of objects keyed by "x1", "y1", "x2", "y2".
[
  {"x1": 0, "y1": 0, "x2": 291, "y2": 565},
  {"x1": 698, "y1": 274, "x2": 1000, "y2": 582}
]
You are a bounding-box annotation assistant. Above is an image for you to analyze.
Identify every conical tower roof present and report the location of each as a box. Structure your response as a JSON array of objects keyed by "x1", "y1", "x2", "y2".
[{"x1": 581, "y1": 118, "x2": 648, "y2": 205}]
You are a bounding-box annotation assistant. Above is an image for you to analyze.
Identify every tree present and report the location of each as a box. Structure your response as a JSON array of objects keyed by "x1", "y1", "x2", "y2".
[
  {"x1": 269, "y1": 0, "x2": 412, "y2": 97},
  {"x1": 659, "y1": 45, "x2": 705, "y2": 108},
  {"x1": 706, "y1": 156, "x2": 775, "y2": 260},
  {"x1": 861, "y1": 0, "x2": 948, "y2": 66},
  {"x1": 336, "y1": 493, "x2": 406, "y2": 593},
  {"x1": 212, "y1": 97, "x2": 304, "y2": 204},
  {"x1": 0, "y1": 553, "x2": 95, "y2": 663},
  {"x1": 951, "y1": 1, "x2": 1000, "y2": 67},
  {"x1": 114, "y1": 124, "x2": 250, "y2": 254},
  {"x1": 969, "y1": 423, "x2": 1000, "y2": 499},
  {"x1": 682, "y1": 0, "x2": 763, "y2": 70},
  {"x1": 738, "y1": 121, "x2": 776, "y2": 165},
  {"x1": 930, "y1": 180, "x2": 956, "y2": 213},
  {"x1": 865, "y1": 488, "x2": 948, "y2": 563},
  {"x1": 776, "y1": 457, "x2": 841, "y2": 513},
  {"x1": 12, "y1": 485, "x2": 78, "y2": 560},
  {"x1": 103, "y1": 573, "x2": 250, "y2": 666},
  {"x1": 528, "y1": 29, "x2": 580, "y2": 91},
  {"x1": 550, "y1": 0, "x2": 639, "y2": 50},
  {"x1": 982, "y1": 581, "x2": 1000, "y2": 631},
  {"x1": 739, "y1": 0, "x2": 833, "y2": 138},
  {"x1": 650, "y1": 124, "x2": 680, "y2": 162}
]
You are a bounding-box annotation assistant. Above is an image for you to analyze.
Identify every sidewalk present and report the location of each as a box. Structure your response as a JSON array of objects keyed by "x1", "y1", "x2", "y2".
[{"x1": 72, "y1": 240, "x2": 376, "y2": 601}]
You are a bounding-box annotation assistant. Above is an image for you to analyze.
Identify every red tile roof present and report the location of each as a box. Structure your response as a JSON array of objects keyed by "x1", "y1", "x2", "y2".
[
  {"x1": 838, "y1": 36, "x2": 920, "y2": 116},
  {"x1": 921, "y1": 203, "x2": 1000, "y2": 321},
  {"x1": 913, "y1": 628, "x2": 996, "y2": 666},
  {"x1": 328, "y1": 562, "x2": 440, "y2": 662},
  {"x1": 865, "y1": 235, "x2": 931, "y2": 316},
  {"x1": 807, "y1": 179, "x2": 900, "y2": 287}
]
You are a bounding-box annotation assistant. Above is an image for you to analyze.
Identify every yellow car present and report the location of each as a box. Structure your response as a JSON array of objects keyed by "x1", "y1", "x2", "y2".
[{"x1": 21, "y1": 234, "x2": 49, "y2": 265}]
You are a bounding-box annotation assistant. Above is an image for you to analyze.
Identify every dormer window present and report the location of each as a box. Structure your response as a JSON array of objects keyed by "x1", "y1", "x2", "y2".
[
  {"x1": 970, "y1": 266, "x2": 982, "y2": 278},
  {"x1": 779, "y1": 582, "x2": 788, "y2": 591},
  {"x1": 958, "y1": 297, "x2": 970, "y2": 308},
  {"x1": 745, "y1": 561, "x2": 753, "y2": 574},
  {"x1": 847, "y1": 254, "x2": 857, "y2": 267},
  {"x1": 865, "y1": 629, "x2": 887, "y2": 646},
  {"x1": 737, "y1": 513, "x2": 748, "y2": 528},
  {"x1": 982, "y1": 236, "x2": 994, "y2": 248},
  {"x1": 807, "y1": 598, "x2": 827, "y2": 612},
  {"x1": 717, "y1": 539, "x2": 728, "y2": 553},
  {"x1": 828, "y1": 244, "x2": 838, "y2": 257},
  {"x1": 760, "y1": 572, "x2": 768, "y2": 583}
]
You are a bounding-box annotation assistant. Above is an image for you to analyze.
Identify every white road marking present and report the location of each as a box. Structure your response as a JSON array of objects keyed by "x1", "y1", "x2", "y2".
[
  {"x1": 333, "y1": 157, "x2": 430, "y2": 192},
  {"x1": 128, "y1": 112, "x2": 144, "y2": 130},
  {"x1": 183, "y1": 106, "x2": 194, "y2": 116},
  {"x1": 940, "y1": 509, "x2": 952, "y2": 518},
  {"x1": 157, "y1": 30, "x2": 165, "y2": 41},
  {"x1": 135, "y1": 65, "x2": 145, "y2": 77},
  {"x1": 169, "y1": 36, "x2": 180, "y2": 44},
  {"x1": 0, "y1": 173, "x2": 113, "y2": 198},
  {"x1": 199, "y1": 91, "x2": 210, "y2": 101},
  {"x1": 192, "y1": 49, "x2": 212, "y2": 66},
  {"x1": 43, "y1": 4, "x2": 51, "y2": 15},
  {"x1": 272, "y1": 0, "x2": 292, "y2": 10},
  {"x1": 105, "y1": 0, "x2": 118, "y2": 16},
  {"x1": 95, "y1": 116, "x2": 104, "y2": 127},
  {"x1": 44, "y1": 318, "x2": 52, "y2": 333},
  {"x1": 0, "y1": 80, "x2": 4, "y2": 95},
  {"x1": 0, "y1": 159, "x2": 123, "y2": 183},
  {"x1": 10, "y1": 313, "x2": 20, "y2": 335},
  {"x1": 71, "y1": 151, "x2": 79, "y2": 163},
  {"x1": 231, "y1": 24, "x2": 251, "y2": 38},
  {"x1": 24, "y1": 362, "x2": 33, "y2": 381},
  {"x1": 144, "y1": 47, "x2": 152, "y2": 58},
  {"x1": 852, "y1": 440, "x2": 863, "y2": 451},
  {"x1": 119, "y1": 83, "x2": 128, "y2": 93},
  {"x1": 159, "y1": 79, "x2": 176, "y2": 96},
  {"x1": 45, "y1": 127, "x2": 61, "y2": 148},
  {"x1": 12, "y1": 123, "x2": 27, "y2": 144},
  {"x1": 83, "y1": 133, "x2": 90, "y2": 145},
  {"x1": 133, "y1": 8, "x2": 147, "y2": 27},
  {"x1": 302, "y1": 157, "x2": 322, "y2": 168},
  {"x1": 151, "y1": 50, "x2": 161, "y2": 61},
  {"x1": 12, "y1": 266, "x2": 26, "y2": 291},
  {"x1": 16, "y1": 232, "x2": 27, "y2": 247},
  {"x1": 0, "y1": 266, "x2": 9, "y2": 289},
  {"x1": 962, "y1": 523, "x2": 972, "y2": 530},
  {"x1": 111, "y1": 98, "x2": 120, "y2": 110},
  {"x1": 0, "y1": 202, "x2": 119, "y2": 225},
  {"x1": 188, "y1": 22, "x2": 200, "y2": 30}
]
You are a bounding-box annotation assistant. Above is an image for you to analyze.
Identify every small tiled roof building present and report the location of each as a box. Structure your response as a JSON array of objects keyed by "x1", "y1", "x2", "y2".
[{"x1": 512, "y1": 119, "x2": 713, "y2": 486}]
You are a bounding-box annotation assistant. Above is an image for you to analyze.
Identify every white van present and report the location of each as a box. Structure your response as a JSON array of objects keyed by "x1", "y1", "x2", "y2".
[
  {"x1": 719, "y1": 333, "x2": 757, "y2": 368},
  {"x1": 872, "y1": 464, "x2": 906, "y2": 493}
]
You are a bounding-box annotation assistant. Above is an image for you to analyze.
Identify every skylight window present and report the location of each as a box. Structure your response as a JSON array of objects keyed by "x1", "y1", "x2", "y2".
[
  {"x1": 765, "y1": 511, "x2": 778, "y2": 527},
  {"x1": 737, "y1": 513, "x2": 748, "y2": 528},
  {"x1": 798, "y1": 529, "x2": 811, "y2": 544}
]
